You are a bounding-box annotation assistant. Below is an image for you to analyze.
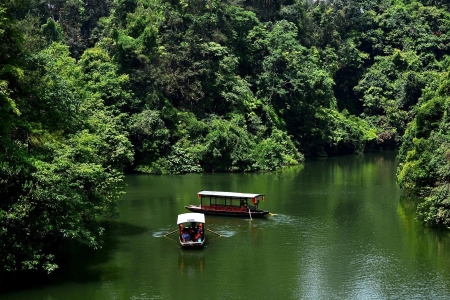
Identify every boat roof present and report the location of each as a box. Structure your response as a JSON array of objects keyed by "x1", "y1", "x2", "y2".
[
  {"x1": 177, "y1": 213, "x2": 205, "y2": 224},
  {"x1": 197, "y1": 191, "x2": 264, "y2": 198}
]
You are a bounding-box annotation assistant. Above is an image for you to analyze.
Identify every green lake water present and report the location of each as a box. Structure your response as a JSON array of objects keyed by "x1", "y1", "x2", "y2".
[{"x1": 2, "y1": 151, "x2": 450, "y2": 299}]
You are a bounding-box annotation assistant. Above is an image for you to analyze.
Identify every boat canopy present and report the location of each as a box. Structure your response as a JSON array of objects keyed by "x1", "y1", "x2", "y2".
[
  {"x1": 177, "y1": 213, "x2": 205, "y2": 224},
  {"x1": 197, "y1": 191, "x2": 264, "y2": 198}
]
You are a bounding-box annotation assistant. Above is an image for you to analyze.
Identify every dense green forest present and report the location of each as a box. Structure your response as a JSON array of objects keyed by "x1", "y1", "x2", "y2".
[{"x1": 1, "y1": 0, "x2": 450, "y2": 273}]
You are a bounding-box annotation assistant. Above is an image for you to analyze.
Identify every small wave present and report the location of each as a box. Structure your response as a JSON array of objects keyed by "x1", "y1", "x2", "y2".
[
  {"x1": 214, "y1": 230, "x2": 235, "y2": 238},
  {"x1": 153, "y1": 230, "x2": 176, "y2": 237},
  {"x1": 266, "y1": 214, "x2": 302, "y2": 226}
]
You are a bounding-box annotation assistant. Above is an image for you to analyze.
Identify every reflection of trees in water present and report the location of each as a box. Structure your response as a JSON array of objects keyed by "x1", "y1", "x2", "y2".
[
  {"x1": 100, "y1": 219, "x2": 149, "y2": 237},
  {"x1": 0, "y1": 219, "x2": 148, "y2": 293},
  {"x1": 398, "y1": 190, "x2": 450, "y2": 272},
  {"x1": 398, "y1": 190, "x2": 422, "y2": 216},
  {"x1": 178, "y1": 249, "x2": 205, "y2": 275}
]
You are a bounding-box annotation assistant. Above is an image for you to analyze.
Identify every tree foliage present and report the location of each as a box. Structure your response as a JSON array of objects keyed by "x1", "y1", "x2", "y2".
[
  {"x1": 3, "y1": 0, "x2": 450, "y2": 274},
  {"x1": 0, "y1": 10, "x2": 132, "y2": 272},
  {"x1": 398, "y1": 68, "x2": 450, "y2": 228}
]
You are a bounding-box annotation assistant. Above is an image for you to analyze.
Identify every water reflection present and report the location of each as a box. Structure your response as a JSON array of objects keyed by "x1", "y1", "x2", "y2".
[
  {"x1": 3, "y1": 152, "x2": 450, "y2": 299},
  {"x1": 178, "y1": 250, "x2": 205, "y2": 276}
]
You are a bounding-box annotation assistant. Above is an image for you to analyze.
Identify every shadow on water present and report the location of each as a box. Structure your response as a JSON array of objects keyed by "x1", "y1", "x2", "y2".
[{"x1": 0, "y1": 220, "x2": 147, "y2": 295}]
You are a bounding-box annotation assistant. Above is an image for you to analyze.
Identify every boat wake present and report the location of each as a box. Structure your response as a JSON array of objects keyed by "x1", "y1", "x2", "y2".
[
  {"x1": 153, "y1": 230, "x2": 175, "y2": 238},
  {"x1": 214, "y1": 230, "x2": 235, "y2": 238},
  {"x1": 265, "y1": 214, "x2": 304, "y2": 227}
]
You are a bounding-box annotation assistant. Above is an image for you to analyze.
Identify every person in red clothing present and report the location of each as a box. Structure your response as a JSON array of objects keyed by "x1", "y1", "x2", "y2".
[
  {"x1": 194, "y1": 229, "x2": 202, "y2": 241},
  {"x1": 195, "y1": 223, "x2": 203, "y2": 242}
]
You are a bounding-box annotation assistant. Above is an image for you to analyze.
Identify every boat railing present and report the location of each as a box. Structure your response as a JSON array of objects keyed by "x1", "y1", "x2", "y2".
[{"x1": 201, "y1": 205, "x2": 249, "y2": 212}]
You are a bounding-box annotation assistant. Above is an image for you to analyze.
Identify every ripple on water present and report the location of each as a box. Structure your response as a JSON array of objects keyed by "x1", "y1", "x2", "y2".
[
  {"x1": 264, "y1": 214, "x2": 328, "y2": 234},
  {"x1": 213, "y1": 230, "x2": 235, "y2": 237},
  {"x1": 265, "y1": 213, "x2": 302, "y2": 226},
  {"x1": 153, "y1": 228, "x2": 236, "y2": 238},
  {"x1": 153, "y1": 229, "x2": 176, "y2": 237}
]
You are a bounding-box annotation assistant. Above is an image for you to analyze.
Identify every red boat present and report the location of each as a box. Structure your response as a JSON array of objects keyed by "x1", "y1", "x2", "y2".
[{"x1": 185, "y1": 191, "x2": 269, "y2": 218}]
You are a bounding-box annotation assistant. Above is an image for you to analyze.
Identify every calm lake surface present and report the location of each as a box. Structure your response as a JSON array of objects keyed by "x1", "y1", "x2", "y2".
[{"x1": 3, "y1": 151, "x2": 450, "y2": 299}]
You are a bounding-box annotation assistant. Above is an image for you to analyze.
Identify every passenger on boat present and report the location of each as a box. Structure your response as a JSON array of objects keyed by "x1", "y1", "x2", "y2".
[
  {"x1": 194, "y1": 229, "x2": 202, "y2": 241},
  {"x1": 181, "y1": 229, "x2": 191, "y2": 242},
  {"x1": 188, "y1": 225, "x2": 194, "y2": 240}
]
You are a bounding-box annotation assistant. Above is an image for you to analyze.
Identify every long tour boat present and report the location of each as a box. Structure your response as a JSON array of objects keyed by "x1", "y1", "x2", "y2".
[{"x1": 185, "y1": 191, "x2": 269, "y2": 218}]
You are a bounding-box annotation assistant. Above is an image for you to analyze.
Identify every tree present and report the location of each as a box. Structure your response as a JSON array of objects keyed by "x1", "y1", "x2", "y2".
[
  {"x1": 0, "y1": 38, "x2": 133, "y2": 272},
  {"x1": 200, "y1": 115, "x2": 255, "y2": 172},
  {"x1": 78, "y1": 46, "x2": 134, "y2": 110},
  {"x1": 397, "y1": 67, "x2": 450, "y2": 228},
  {"x1": 129, "y1": 109, "x2": 170, "y2": 169},
  {"x1": 253, "y1": 20, "x2": 337, "y2": 155}
]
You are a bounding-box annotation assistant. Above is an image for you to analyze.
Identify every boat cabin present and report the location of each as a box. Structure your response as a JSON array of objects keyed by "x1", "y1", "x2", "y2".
[{"x1": 185, "y1": 191, "x2": 269, "y2": 217}]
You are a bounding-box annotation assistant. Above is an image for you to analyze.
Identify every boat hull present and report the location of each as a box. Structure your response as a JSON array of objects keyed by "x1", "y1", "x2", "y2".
[
  {"x1": 185, "y1": 205, "x2": 269, "y2": 217},
  {"x1": 179, "y1": 239, "x2": 205, "y2": 247}
]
